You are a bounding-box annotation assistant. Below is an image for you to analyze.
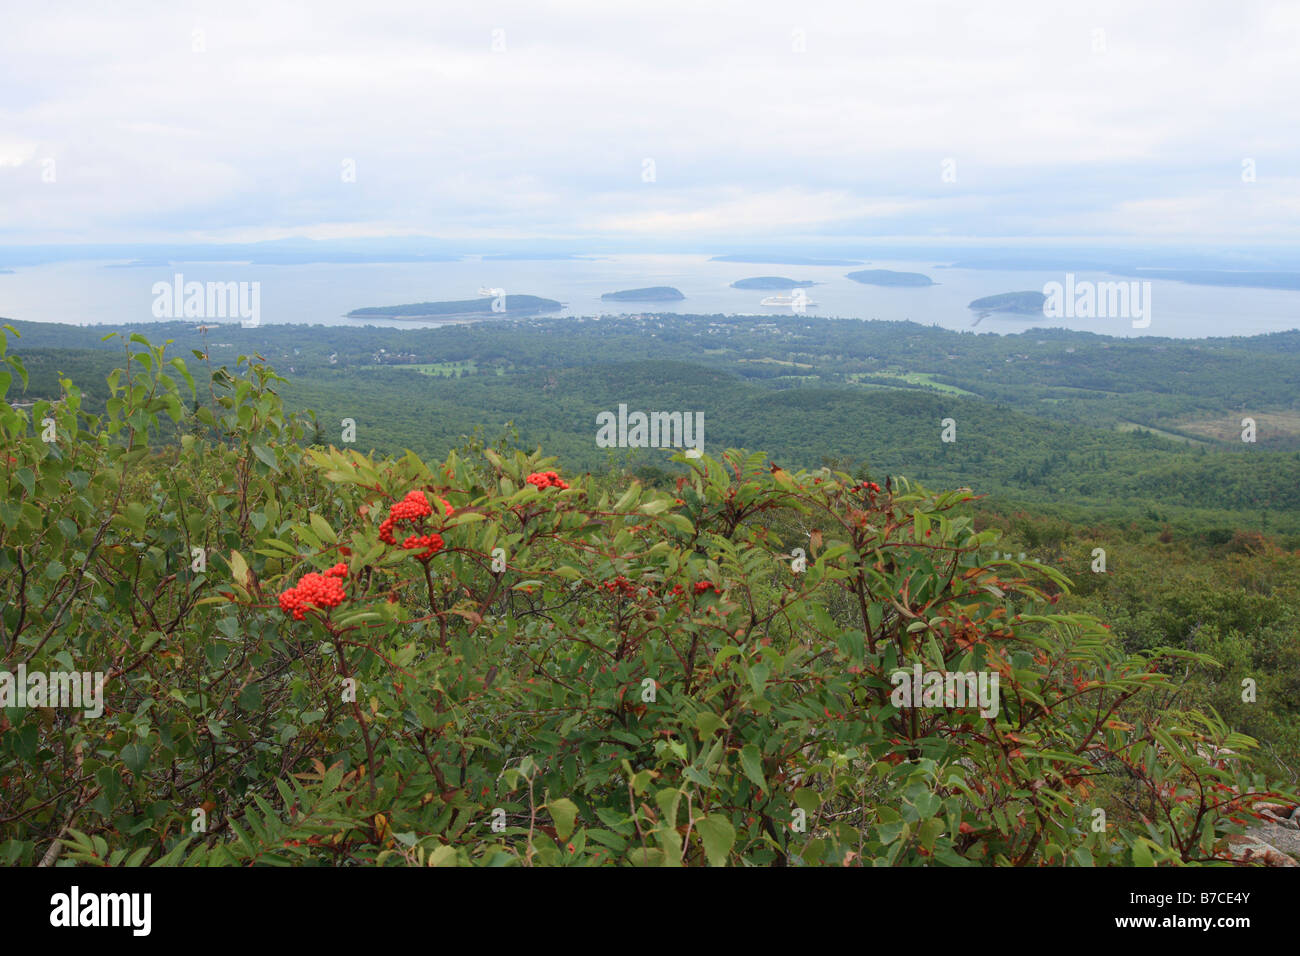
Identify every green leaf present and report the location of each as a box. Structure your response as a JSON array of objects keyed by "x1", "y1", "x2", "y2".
[
  {"x1": 877, "y1": 818, "x2": 909, "y2": 845},
  {"x1": 309, "y1": 512, "x2": 337, "y2": 545},
  {"x1": 252, "y1": 444, "x2": 279, "y2": 472},
  {"x1": 739, "y1": 744, "x2": 767, "y2": 792},
  {"x1": 695, "y1": 813, "x2": 735, "y2": 867},
  {"x1": 694, "y1": 711, "x2": 727, "y2": 740},
  {"x1": 229, "y1": 550, "x2": 251, "y2": 590},
  {"x1": 918, "y1": 817, "x2": 944, "y2": 852},
  {"x1": 427, "y1": 844, "x2": 459, "y2": 867},
  {"x1": 1131, "y1": 838, "x2": 1155, "y2": 867},
  {"x1": 661, "y1": 513, "x2": 695, "y2": 536},
  {"x1": 547, "y1": 798, "x2": 579, "y2": 841},
  {"x1": 121, "y1": 741, "x2": 150, "y2": 774}
]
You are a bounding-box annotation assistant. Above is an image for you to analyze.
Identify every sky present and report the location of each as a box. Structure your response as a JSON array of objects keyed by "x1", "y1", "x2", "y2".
[{"x1": 1, "y1": 0, "x2": 1298, "y2": 249}]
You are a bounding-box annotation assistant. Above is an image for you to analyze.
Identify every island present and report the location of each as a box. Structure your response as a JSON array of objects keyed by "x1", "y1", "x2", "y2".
[
  {"x1": 347, "y1": 294, "x2": 563, "y2": 319},
  {"x1": 601, "y1": 286, "x2": 685, "y2": 302},
  {"x1": 967, "y1": 291, "x2": 1047, "y2": 315},
  {"x1": 845, "y1": 269, "x2": 934, "y2": 287},
  {"x1": 731, "y1": 276, "x2": 816, "y2": 290},
  {"x1": 712, "y1": 255, "x2": 863, "y2": 266}
]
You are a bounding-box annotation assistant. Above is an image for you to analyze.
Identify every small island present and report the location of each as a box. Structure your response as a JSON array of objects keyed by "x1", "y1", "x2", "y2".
[
  {"x1": 846, "y1": 269, "x2": 934, "y2": 287},
  {"x1": 600, "y1": 286, "x2": 685, "y2": 302},
  {"x1": 967, "y1": 291, "x2": 1047, "y2": 315},
  {"x1": 731, "y1": 276, "x2": 816, "y2": 290},
  {"x1": 347, "y1": 294, "x2": 562, "y2": 319}
]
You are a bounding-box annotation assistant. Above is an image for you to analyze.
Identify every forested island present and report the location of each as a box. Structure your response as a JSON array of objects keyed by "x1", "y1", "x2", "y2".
[
  {"x1": 731, "y1": 276, "x2": 816, "y2": 290},
  {"x1": 600, "y1": 286, "x2": 685, "y2": 301},
  {"x1": 347, "y1": 294, "x2": 562, "y2": 318},
  {"x1": 968, "y1": 291, "x2": 1047, "y2": 314},
  {"x1": 846, "y1": 269, "x2": 934, "y2": 287}
]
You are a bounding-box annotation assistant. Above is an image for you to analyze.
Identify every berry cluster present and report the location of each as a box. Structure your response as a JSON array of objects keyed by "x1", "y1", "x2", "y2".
[
  {"x1": 525, "y1": 470, "x2": 570, "y2": 490},
  {"x1": 861, "y1": 480, "x2": 882, "y2": 493},
  {"x1": 402, "y1": 532, "x2": 445, "y2": 562},
  {"x1": 601, "y1": 575, "x2": 637, "y2": 596},
  {"x1": 279, "y1": 563, "x2": 348, "y2": 620},
  {"x1": 378, "y1": 490, "x2": 452, "y2": 562},
  {"x1": 693, "y1": 581, "x2": 722, "y2": 595}
]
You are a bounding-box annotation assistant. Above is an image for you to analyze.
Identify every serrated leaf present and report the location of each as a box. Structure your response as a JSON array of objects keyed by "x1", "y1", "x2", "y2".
[
  {"x1": 695, "y1": 813, "x2": 735, "y2": 867},
  {"x1": 739, "y1": 744, "x2": 767, "y2": 792}
]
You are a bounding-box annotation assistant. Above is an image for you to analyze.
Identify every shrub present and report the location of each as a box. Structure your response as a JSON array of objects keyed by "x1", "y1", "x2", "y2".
[{"x1": 0, "y1": 328, "x2": 1292, "y2": 866}]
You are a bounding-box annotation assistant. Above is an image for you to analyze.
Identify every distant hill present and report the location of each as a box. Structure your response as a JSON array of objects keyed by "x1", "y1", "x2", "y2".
[
  {"x1": 712, "y1": 255, "x2": 863, "y2": 266},
  {"x1": 968, "y1": 291, "x2": 1047, "y2": 315},
  {"x1": 846, "y1": 269, "x2": 934, "y2": 287},
  {"x1": 347, "y1": 294, "x2": 562, "y2": 318},
  {"x1": 601, "y1": 286, "x2": 685, "y2": 302},
  {"x1": 731, "y1": 276, "x2": 816, "y2": 290}
]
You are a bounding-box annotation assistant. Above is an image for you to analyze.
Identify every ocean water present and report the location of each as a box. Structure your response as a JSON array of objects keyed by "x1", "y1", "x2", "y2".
[{"x1": 1, "y1": 254, "x2": 1297, "y2": 339}]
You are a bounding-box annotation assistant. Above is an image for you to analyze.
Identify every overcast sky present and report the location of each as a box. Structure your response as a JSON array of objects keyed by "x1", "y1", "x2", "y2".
[{"x1": 2, "y1": 1, "x2": 1298, "y2": 248}]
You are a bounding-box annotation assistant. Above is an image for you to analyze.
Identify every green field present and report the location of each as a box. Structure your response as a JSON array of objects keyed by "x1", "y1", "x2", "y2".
[
  {"x1": 848, "y1": 370, "x2": 980, "y2": 397},
  {"x1": 1115, "y1": 420, "x2": 1208, "y2": 445}
]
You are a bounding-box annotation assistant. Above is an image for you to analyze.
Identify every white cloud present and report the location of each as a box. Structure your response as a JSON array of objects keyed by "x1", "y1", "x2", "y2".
[{"x1": 0, "y1": 0, "x2": 1297, "y2": 244}]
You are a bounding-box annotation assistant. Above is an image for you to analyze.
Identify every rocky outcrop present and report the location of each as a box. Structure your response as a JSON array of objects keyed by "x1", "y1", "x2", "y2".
[{"x1": 1234, "y1": 804, "x2": 1300, "y2": 865}]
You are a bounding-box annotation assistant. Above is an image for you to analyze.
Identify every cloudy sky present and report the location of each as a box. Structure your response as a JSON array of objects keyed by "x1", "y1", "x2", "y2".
[{"x1": 2, "y1": 0, "x2": 1298, "y2": 248}]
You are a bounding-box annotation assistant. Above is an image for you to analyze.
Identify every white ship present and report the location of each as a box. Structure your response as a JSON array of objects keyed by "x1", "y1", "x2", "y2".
[{"x1": 760, "y1": 294, "x2": 817, "y2": 308}]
